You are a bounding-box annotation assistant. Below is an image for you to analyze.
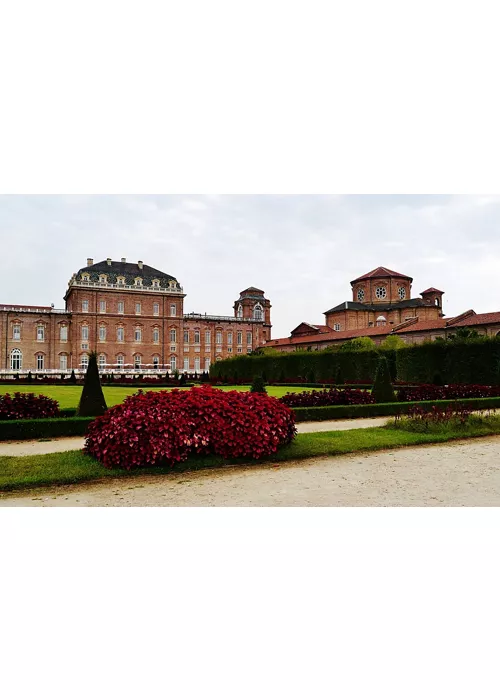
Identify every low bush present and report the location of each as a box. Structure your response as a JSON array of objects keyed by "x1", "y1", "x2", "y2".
[
  {"x1": 85, "y1": 386, "x2": 297, "y2": 469},
  {"x1": 390, "y1": 403, "x2": 486, "y2": 433},
  {"x1": 0, "y1": 392, "x2": 60, "y2": 420},
  {"x1": 280, "y1": 388, "x2": 374, "y2": 408},
  {"x1": 397, "y1": 384, "x2": 500, "y2": 402},
  {"x1": 0, "y1": 416, "x2": 92, "y2": 441}
]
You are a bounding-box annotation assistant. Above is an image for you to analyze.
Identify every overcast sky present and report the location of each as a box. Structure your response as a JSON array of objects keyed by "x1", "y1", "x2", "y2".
[{"x1": 1, "y1": 194, "x2": 499, "y2": 339}]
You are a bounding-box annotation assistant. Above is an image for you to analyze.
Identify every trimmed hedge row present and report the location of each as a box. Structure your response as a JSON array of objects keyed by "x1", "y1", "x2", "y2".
[
  {"x1": 0, "y1": 417, "x2": 94, "y2": 441},
  {"x1": 211, "y1": 337, "x2": 500, "y2": 385},
  {"x1": 293, "y1": 397, "x2": 500, "y2": 422}
]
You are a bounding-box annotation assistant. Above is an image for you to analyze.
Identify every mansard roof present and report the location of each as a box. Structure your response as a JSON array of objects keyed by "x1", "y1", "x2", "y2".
[
  {"x1": 324, "y1": 298, "x2": 428, "y2": 315},
  {"x1": 77, "y1": 260, "x2": 180, "y2": 288},
  {"x1": 351, "y1": 267, "x2": 413, "y2": 285}
]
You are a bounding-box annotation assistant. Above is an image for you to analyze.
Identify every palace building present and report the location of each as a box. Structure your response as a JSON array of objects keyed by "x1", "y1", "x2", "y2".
[
  {"x1": 0, "y1": 258, "x2": 272, "y2": 373},
  {"x1": 266, "y1": 266, "x2": 500, "y2": 352}
]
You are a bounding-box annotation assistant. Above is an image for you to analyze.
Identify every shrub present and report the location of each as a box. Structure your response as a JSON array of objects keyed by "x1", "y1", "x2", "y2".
[
  {"x1": 85, "y1": 386, "x2": 296, "y2": 469},
  {"x1": 0, "y1": 392, "x2": 60, "y2": 420},
  {"x1": 280, "y1": 388, "x2": 375, "y2": 408},
  {"x1": 396, "y1": 384, "x2": 500, "y2": 402},
  {"x1": 372, "y1": 356, "x2": 396, "y2": 403},
  {"x1": 77, "y1": 352, "x2": 107, "y2": 417},
  {"x1": 179, "y1": 373, "x2": 187, "y2": 386},
  {"x1": 392, "y1": 404, "x2": 476, "y2": 433},
  {"x1": 70, "y1": 369, "x2": 77, "y2": 385},
  {"x1": 250, "y1": 375, "x2": 267, "y2": 393}
]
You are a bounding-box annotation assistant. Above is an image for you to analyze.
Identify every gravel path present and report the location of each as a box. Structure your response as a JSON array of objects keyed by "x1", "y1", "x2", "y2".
[
  {"x1": 2, "y1": 436, "x2": 500, "y2": 507},
  {"x1": 0, "y1": 417, "x2": 391, "y2": 457}
]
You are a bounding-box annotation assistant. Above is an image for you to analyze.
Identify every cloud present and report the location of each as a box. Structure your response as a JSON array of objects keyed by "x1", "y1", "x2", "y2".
[{"x1": 1, "y1": 194, "x2": 500, "y2": 338}]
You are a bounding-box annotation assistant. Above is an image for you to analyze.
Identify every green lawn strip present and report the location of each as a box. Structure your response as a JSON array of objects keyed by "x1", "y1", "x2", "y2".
[
  {"x1": 0, "y1": 384, "x2": 312, "y2": 410},
  {"x1": 2, "y1": 419, "x2": 500, "y2": 494}
]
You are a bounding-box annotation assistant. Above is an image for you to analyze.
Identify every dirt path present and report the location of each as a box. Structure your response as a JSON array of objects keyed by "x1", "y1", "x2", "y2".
[
  {"x1": 0, "y1": 417, "x2": 390, "y2": 457},
  {"x1": 3, "y1": 435, "x2": 500, "y2": 507}
]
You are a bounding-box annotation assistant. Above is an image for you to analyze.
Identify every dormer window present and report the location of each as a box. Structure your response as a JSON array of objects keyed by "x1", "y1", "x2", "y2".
[
  {"x1": 169, "y1": 280, "x2": 176, "y2": 290},
  {"x1": 82, "y1": 274, "x2": 90, "y2": 282},
  {"x1": 376, "y1": 316, "x2": 387, "y2": 327},
  {"x1": 117, "y1": 276, "x2": 125, "y2": 285},
  {"x1": 135, "y1": 277, "x2": 143, "y2": 287},
  {"x1": 152, "y1": 279, "x2": 160, "y2": 288},
  {"x1": 99, "y1": 275, "x2": 107, "y2": 284}
]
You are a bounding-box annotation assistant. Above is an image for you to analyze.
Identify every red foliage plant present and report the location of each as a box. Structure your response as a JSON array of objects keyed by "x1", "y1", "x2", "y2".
[
  {"x1": 280, "y1": 388, "x2": 375, "y2": 408},
  {"x1": 84, "y1": 386, "x2": 297, "y2": 470},
  {"x1": 0, "y1": 392, "x2": 60, "y2": 420},
  {"x1": 396, "y1": 384, "x2": 500, "y2": 402}
]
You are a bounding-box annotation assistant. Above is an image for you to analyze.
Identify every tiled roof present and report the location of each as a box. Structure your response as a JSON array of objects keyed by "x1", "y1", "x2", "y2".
[
  {"x1": 351, "y1": 267, "x2": 413, "y2": 284},
  {"x1": 394, "y1": 318, "x2": 447, "y2": 334},
  {"x1": 449, "y1": 312, "x2": 500, "y2": 327},
  {"x1": 267, "y1": 325, "x2": 391, "y2": 347},
  {"x1": 78, "y1": 260, "x2": 179, "y2": 288},
  {"x1": 324, "y1": 298, "x2": 427, "y2": 314},
  {"x1": 421, "y1": 287, "x2": 444, "y2": 295}
]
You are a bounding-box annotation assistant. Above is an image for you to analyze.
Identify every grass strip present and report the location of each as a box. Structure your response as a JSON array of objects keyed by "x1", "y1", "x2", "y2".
[{"x1": 2, "y1": 417, "x2": 500, "y2": 494}]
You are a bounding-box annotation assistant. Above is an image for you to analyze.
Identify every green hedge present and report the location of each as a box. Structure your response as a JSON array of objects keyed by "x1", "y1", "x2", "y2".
[
  {"x1": 211, "y1": 337, "x2": 500, "y2": 385},
  {"x1": 211, "y1": 349, "x2": 397, "y2": 384},
  {"x1": 0, "y1": 417, "x2": 93, "y2": 441},
  {"x1": 292, "y1": 396, "x2": 500, "y2": 422}
]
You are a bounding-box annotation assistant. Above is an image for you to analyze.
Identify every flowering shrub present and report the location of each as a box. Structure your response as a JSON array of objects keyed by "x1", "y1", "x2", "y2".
[
  {"x1": 85, "y1": 386, "x2": 297, "y2": 469},
  {"x1": 0, "y1": 392, "x2": 60, "y2": 420},
  {"x1": 396, "y1": 384, "x2": 500, "y2": 402},
  {"x1": 280, "y1": 388, "x2": 375, "y2": 408}
]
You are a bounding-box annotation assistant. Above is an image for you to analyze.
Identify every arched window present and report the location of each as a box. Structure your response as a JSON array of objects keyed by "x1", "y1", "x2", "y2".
[
  {"x1": 376, "y1": 316, "x2": 387, "y2": 327},
  {"x1": 194, "y1": 331, "x2": 200, "y2": 344},
  {"x1": 80, "y1": 354, "x2": 89, "y2": 370},
  {"x1": 435, "y1": 298, "x2": 440, "y2": 307},
  {"x1": 98, "y1": 354, "x2": 106, "y2": 370},
  {"x1": 10, "y1": 348, "x2": 22, "y2": 371},
  {"x1": 253, "y1": 304, "x2": 263, "y2": 321},
  {"x1": 153, "y1": 356, "x2": 160, "y2": 370},
  {"x1": 116, "y1": 354, "x2": 125, "y2": 370},
  {"x1": 237, "y1": 304, "x2": 243, "y2": 318},
  {"x1": 134, "y1": 355, "x2": 142, "y2": 369}
]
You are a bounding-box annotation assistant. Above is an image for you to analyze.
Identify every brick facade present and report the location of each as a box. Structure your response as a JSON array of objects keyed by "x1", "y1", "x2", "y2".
[{"x1": 0, "y1": 259, "x2": 271, "y2": 373}]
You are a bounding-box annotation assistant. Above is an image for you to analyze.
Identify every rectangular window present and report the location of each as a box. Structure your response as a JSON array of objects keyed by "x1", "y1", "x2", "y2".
[
  {"x1": 60, "y1": 326, "x2": 68, "y2": 342},
  {"x1": 82, "y1": 326, "x2": 89, "y2": 341},
  {"x1": 153, "y1": 328, "x2": 160, "y2": 343},
  {"x1": 237, "y1": 347, "x2": 242, "y2": 353},
  {"x1": 194, "y1": 358, "x2": 200, "y2": 372},
  {"x1": 135, "y1": 355, "x2": 141, "y2": 369},
  {"x1": 205, "y1": 331, "x2": 211, "y2": 344},
  {"x1": 184, "y1": 358, "x2": 189, "y2": 371},
  {"x1": 117, "y1": 327, "x2": 124, "y2": 342},
  {"x1": 247, "y1": 332, "x2": 252, "y2": 346},
  {"x1": 37, "y1": 326, "x2": 45, "y2": 342},
  {"x1": 170, "y1": 329, "x2": 177, "y2": 343},
  {"x1": 237, "y1": 332, "x2": 243, "y2": 346},
  {"x1": 135, "y1": 328, "x2": 142, "y2": 342},
  {"x1": 170, "y1": 356, "x2": 177, "y2": 371},
  {"x1": 13, "y1": 324, "x2": 21, "y2": 340},
  {"x1": 118, "y1": 301, "x2": 124, "y2": 314},
  {"x1": 135, "y1": 303, "x2": 141, "y2": 315},
  {"x1": 204, "y1": 358, "x2": 210, "y2": 371},
  {"x1": 100, "y1": 300, "x2": 106, "y2": 313},
  {"x1": 99, "y1": 326, "x2": 106, "y2": 341},
  {"x1": 59, "y1": 355, "x2": 67, "y2": 371},
  {"x1": 153, "y1": 356, "x2": 160, "y2": 370},
  {"x1": 216, "y1": 331, "x2": 222, "y2": 345},
  {"x1": 98, "y1": 355, "x2": 106, "y2": 370},
  {"x1": 153, "y1": 303, "x2": 160, "y2": 316},
  {"x1": 37, "y1": 354, "x2": 44, "y2": 370},
  {"x1": 82, "y1": 300, "x2": 89, "y2": 312},
  {"x1": 184, "y1": 330, "x2": 189, "y2": 343},
  {"x1": 228, "y1": 347, "x2": 233, "y2": 353},
  {"x1": 194, "y1": 331, "x2": 200, "y2": 344},
  {"x1": 170, "y1": 345, "x2": 176, "y2": 352},
  {"x1": 170, "y1": 304, "x2": 177, "y2": 317},
  {"x1": 117, "y1": 355, "x2": 124, "y2": 369},
  {"x1": 227, "y1": 332, "x2": 233, "y2": 345}
]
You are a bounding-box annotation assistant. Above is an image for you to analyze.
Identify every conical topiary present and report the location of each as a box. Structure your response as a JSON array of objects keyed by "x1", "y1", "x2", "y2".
[
  {"x1": 250, "y1": 375, "x2": 267, "y2": 393},
  {"x1": 70, "y1": 369, "x2": 77, "y2": 385},
  {"x1": 77, "y1": 352, "x2": 108, "y2": 417},
  {"x1": 371, "y1": 356, "x2": 396, "y2": 404}
]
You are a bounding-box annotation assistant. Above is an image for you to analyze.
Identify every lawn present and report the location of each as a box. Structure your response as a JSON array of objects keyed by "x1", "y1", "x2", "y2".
[
  {"x1": 0, "y1": 384, "x2": 311, "y2": 410},
  {"x1": 2, "y1": 416, "x2": 500, "y2": 493}
]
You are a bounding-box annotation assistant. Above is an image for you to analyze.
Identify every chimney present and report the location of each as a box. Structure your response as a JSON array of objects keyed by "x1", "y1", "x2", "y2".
[
  {"x1": 87, "y1": 258, "x2": 94, "y2": 267},
  {"x1": 138, "y1": 260, "x2": 144, "y2": 270},
  {"x1": 107, "y1": 257, "x2": 112, "y2": 266},
  {"x1": 121, "y1": 257, "x2": 126, "y2": 263}
]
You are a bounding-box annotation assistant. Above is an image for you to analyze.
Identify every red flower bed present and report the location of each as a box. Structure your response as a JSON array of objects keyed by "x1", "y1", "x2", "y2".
[
  {"x1": 0, "y1": 392, "x2": 60, "y2": 420},
  {"x1": 396, "y1": 384, "x2": 500, "y2": 402},
  {"x1": 85, "y1": 386, "x2": 297, "y2": 469},
  {"x1": 280, "y1": 388, "x2": 375, "y2": 408}
]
